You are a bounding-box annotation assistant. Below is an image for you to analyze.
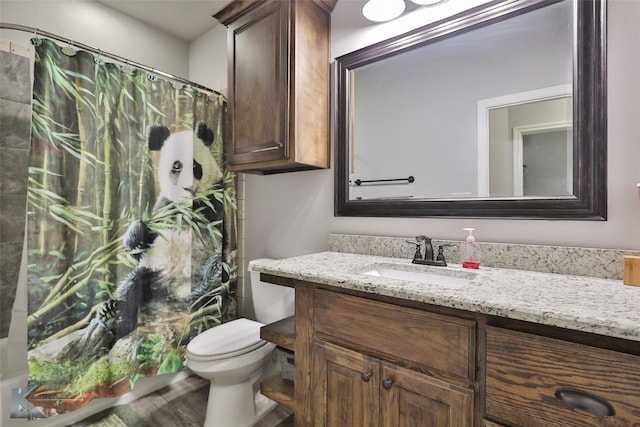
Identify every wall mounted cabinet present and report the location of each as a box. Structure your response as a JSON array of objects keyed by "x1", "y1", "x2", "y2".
[{"x1": 215, "y1": 0, "x2": 336, "y2": 174}]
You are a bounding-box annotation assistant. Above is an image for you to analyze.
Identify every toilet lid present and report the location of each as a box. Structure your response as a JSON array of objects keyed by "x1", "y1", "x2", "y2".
[{"x1": 187, "y1": 318, "x2": 266, "y2": 361}]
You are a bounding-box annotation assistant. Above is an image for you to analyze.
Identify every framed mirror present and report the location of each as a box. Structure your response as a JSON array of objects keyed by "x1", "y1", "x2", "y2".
[{"x1": 334, "y1": 0, "x2": 606, "y2": 219}]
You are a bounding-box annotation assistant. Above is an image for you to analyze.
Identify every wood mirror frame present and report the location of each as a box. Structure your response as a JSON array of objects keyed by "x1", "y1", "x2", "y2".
[{"x1": 334, "y1": 0, "x2": 606, "y2": 219}]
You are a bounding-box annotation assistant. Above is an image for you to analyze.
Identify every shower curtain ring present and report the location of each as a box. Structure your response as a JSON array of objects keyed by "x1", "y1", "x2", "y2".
[
  {"x1": 94, "y1": 49, "x2": 105, "y2": 65},
  {"x1": 30, "y1": 29, "x2": 42, "y2": 47},
  {"x1": 61, "y1": 40, "x2": 76, "y2": 56},
  {"x1": 120, "y1": 60, "x2": 134, "y2": 74}
]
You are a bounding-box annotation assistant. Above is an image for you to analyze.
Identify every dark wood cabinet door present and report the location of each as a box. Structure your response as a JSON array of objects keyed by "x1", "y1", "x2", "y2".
[
  {"x1": 313, "y1": 341, "x2": 379, "y2": 427},
  {"x1": 227, "y1": 0, "x2": 288, "y2": 165},
  {"x1": 217, "y1": 0, "x2": 333, "y2": 173},
  {"x1": 380, "y1": 362, "x2": 474, "y2": 427},
  {"x1": 314, "y1": 289, "x2": 475, "y2": 381}
]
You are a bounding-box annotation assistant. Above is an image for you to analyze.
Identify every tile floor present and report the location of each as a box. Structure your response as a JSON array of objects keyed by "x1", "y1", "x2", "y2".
[{"x1": 70, "y1": 375, "x2": 292, "y2": 427}]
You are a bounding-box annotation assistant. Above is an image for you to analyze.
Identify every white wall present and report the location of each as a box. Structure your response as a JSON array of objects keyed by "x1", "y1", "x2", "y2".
[
  {"x1": 240, "y1": 0, "x2": 640, "y2": 273},
  {"x1": 189, "y1": 24, "x2": 228, "y2": 94},
  {"x1": 0, "y1": 1, "x2": 191, "y2": 78}
]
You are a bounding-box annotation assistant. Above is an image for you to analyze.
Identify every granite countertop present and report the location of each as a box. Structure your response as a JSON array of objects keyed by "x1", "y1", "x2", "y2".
[{"x1": 252, "y1": 251, "x2": 640, "y2": 342}]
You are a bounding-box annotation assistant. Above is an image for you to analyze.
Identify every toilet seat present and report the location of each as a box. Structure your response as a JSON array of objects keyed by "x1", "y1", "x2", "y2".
[{"x1": 187, "y1": 318, "x2": 267, "y2": 362}]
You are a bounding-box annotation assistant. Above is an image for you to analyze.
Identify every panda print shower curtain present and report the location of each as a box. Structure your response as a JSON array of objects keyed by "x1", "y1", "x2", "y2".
[{"x1": 25, "y1": 39, "x2": 238, "y2": 416}]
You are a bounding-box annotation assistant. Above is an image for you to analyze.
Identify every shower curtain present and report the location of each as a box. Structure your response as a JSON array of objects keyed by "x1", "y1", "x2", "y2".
[{"x1": 25, "y1": 39, "x2": 237, "y2": 416}]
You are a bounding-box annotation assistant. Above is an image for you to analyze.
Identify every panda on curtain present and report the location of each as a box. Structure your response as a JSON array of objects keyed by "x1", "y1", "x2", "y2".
[{"x1": 76, "y1": 121, "x2": 228, "y2": 358}]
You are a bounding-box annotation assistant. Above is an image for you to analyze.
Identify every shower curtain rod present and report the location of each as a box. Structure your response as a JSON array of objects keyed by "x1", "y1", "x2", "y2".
[{"x1": 0, "y1": 23, "x2": 225, "y2": 98}]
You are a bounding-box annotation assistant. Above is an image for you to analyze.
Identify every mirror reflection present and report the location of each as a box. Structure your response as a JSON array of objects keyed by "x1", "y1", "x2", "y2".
[
  {"x1": 485, "y1": 92, "x2": 573, "y2": 198},
  {"x1": 348, "y1": 0, "x2": 573, "y2": 201}
]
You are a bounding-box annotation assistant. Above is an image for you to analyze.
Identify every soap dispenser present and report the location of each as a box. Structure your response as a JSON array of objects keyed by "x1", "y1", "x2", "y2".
[{"x1": 461, "y1": 228, "x2": 481, "y2": 269}]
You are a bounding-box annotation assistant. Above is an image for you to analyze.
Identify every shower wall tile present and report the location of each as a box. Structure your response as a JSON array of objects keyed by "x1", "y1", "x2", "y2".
[
  {"x1": 236, "y1": 173, "x2": 246, "y2": 306},
  {"x1": 0, "y1": 242, "x2": 23, "y2": 289},
  {"x1": 0, "y1": 50, "x2": 31, "y2": 104},
  {"x1": 236, "y1": 172, "x2": 245, "y2": 200},
  {"x1": 0, "y1": 195, "x2": 27, "y2": 243},
  {"x1": 0, "y1": 41, "x2": 31, "y2": 337},
  {"x1": 1, "y1": 147, "x2": 30, "y2": 194},
  {"x1": 0, "y1": 39, "x2": 31, "y2": 58},
  {"x1": 0, "y1": 284, "x2": 17, "y2": 336},
  {"x1": 237, "y1": 197, "x2": 245, "y2": 221},
  {"x1": 0, "y1": 99, "x2": 32, "y2": 149},
  {"x1": 0, "y1": 242, "x2": 21, "y2": 333}
]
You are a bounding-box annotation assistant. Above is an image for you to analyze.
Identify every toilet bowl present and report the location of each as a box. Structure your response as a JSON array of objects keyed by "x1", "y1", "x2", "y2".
[{"x1": 186, "y1": 259, "x2": 294, "y2": 427}]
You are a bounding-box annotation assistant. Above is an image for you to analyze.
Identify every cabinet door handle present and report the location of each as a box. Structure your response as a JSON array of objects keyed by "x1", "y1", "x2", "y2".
[
  {"x1": 554, "y1": 388, "x2": 615, "y2": 417},
  {"x1": 382, "y1": 379, "x2": 393, "y2": 390},
  {"x1": 249, "y1": 142, "x2": 284, "y2": 153},
  {"x1": 361, "y1": 372, "x2": 371, "y2": 382}
]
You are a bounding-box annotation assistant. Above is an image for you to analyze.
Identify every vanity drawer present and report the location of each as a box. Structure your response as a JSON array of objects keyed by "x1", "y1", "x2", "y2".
[
  {"x1": 314, "y1": 289, "x2": 475, "y2": 380},
  {"x1": 485, "y1": 326, "x2": 640, "y2": 426}
]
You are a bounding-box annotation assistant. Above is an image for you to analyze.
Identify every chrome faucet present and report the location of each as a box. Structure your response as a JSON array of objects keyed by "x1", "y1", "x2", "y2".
[{"x1": 406, "y1": 235, "x2": 453, "y2": 266}]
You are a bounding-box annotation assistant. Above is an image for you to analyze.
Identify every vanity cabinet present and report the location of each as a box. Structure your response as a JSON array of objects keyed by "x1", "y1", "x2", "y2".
[
  {"x1": 311, "y1": 289, "x2": 475, "y2": 426},
  {"x1": 484, "y1": 326, "x2": 640, "y2": 427},
  {"x1": 214, "y1": 0, "x2": 335, "y2": 173},
  {"x1": 482, "y1": 421, "x2": 506, "y2": 427},
  {"x1": 260, "y1": 316, "x2": 296, "y2": 413},
  {"x1": 258, "y1": 271, "x2": 640, "y2": 427},
  {"x1": 314, "y1": 341, "x2": 473, "y2": 426}
]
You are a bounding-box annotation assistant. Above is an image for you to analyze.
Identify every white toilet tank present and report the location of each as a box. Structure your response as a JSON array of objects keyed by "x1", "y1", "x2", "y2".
[{"x1": 248, "y1": 259, "x2": 294, "y2": 324}]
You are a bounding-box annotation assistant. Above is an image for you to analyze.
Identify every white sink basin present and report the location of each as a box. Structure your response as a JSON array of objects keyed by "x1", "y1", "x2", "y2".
[{"x1": 362, "y1": 267, "x2": 473, "y2": 289}]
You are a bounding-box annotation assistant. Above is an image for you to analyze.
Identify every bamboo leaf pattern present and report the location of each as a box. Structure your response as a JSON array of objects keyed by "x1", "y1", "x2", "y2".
[{"x1": 26, "y1": 39, "x2": 237, "y2": 415}]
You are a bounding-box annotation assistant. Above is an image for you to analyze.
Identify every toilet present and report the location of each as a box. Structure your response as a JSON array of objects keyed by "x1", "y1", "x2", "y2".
[{"x1": 186, "y1": 259, "x2": 294, "y2": 427}]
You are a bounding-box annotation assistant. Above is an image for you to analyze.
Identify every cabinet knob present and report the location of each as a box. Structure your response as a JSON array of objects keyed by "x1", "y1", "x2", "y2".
[
  {"x1": 382, "y1": 379, "x2": 393, "y2": 390},
  {"x1": 361, "y1": 372, "x2": 371, "y2": 382}
]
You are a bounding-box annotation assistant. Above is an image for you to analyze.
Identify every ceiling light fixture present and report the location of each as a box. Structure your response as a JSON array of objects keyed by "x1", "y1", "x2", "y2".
[{"x1": 362, "y1": 0, "x2": 406, "y2": 22}]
